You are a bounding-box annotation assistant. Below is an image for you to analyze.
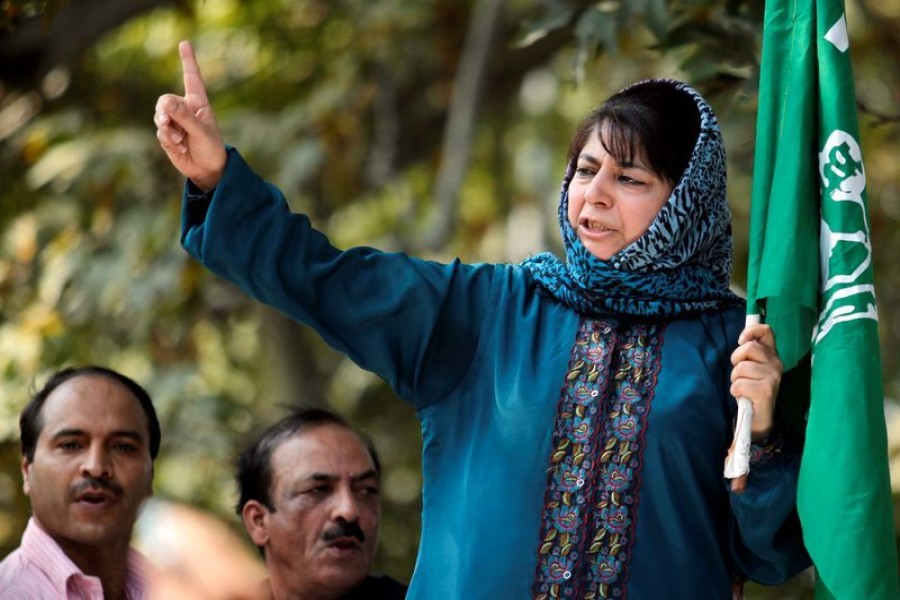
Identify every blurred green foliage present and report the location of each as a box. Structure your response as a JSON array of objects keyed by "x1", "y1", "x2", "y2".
[{"x1": 2, "y1": 0, "x2": 900, "y2": 596}]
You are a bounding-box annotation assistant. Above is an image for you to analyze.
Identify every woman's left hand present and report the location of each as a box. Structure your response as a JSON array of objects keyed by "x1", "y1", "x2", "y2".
[{"x1": 730, "y1": 323, "x2": 782, "y2": 440}]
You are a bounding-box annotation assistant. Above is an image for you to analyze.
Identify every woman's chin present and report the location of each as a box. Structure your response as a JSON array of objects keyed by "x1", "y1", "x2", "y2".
[{"x1": 579, "y1": 238, "x2": 620, "y2": 262}]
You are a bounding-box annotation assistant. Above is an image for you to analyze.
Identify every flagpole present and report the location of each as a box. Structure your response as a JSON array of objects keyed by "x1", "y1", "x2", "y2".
[{"x1": 723, "y1": 314, "x2": 761, "y2": 493}]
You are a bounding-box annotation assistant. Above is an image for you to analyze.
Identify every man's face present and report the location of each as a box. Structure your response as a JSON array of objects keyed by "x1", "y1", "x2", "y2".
[
  {"x1": 249, "y1": 424, "x2": 381, "y2": 598},
  {"x1": 22, "y1": 374, "x2": 154, "y2": 553}
]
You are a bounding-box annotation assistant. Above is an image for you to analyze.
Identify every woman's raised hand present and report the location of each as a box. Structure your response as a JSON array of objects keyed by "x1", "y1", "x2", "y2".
[
  {"x1": 154, "y1": 41, "x2": 227, "y2": 191},
  {"x1": 730, "y1": 323, "x2": 782, "y2": 440}
]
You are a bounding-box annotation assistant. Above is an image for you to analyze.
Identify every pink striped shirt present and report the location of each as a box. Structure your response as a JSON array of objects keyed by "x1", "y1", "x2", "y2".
[{"x1": 0, "y1": 518, "x2": 151, "y2": 599}]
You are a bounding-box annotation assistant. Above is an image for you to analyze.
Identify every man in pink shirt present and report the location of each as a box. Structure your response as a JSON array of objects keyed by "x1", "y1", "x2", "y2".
[{"x1": 0, "y1": 366, "x2": 159, "y2": 599}]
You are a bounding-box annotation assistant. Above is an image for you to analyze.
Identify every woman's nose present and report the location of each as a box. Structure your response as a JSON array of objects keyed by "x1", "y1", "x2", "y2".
[{"x1": 584, "y1": 168, "x2": 613, "y2": 206}]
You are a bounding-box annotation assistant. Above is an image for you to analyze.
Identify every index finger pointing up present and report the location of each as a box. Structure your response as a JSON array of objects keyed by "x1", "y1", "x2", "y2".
[{"x1": 179, "y1": 40, "x2": 209, "y2": 102}]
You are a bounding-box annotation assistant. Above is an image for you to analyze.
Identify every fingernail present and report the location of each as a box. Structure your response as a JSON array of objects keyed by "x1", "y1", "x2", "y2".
[{"x1": 171, "y1": 132, "x2": 183, "y2": 144}]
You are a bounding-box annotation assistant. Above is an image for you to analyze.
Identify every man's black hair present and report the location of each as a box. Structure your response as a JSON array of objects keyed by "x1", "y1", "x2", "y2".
[
  {"x1": 20, "y1": 365, "x2": 161, "y2": 461},
  {"x1": 235, "y1": 407, "x2": 381, "y2": 516}
]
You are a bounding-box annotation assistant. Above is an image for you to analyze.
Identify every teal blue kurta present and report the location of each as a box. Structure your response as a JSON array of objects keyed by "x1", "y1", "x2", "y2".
[{"x1": 182, "y1": 149, "x2": 809, "y2": 598}]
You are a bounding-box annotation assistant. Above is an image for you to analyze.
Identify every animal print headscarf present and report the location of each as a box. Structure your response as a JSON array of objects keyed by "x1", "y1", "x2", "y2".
[{"x1": 521, "y1": 79, "x2": 744, "y2": 318}]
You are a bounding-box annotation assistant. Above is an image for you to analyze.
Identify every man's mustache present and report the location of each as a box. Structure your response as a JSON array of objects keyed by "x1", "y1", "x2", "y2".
[
  {"x1": 68, "y1": 476, "x2": 124, "y2": 500},
  {"x1": 322, "y1": 520, "x2": 365, "y2": 543}
]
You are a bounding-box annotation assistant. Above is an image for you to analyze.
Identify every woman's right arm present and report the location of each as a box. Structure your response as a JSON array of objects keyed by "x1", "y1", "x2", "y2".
[
  {"x1": 181, "y1": 148, "x2": 493, "y2": 403},
  {"x1": 155, "y1": 43, "x2": 491, "y2": 405}
]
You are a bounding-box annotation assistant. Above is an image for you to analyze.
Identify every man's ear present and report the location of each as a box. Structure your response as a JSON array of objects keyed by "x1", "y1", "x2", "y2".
[
  {"x1": 21, "y1": 456, "x2": 32, "y2": 497},
  {"x1": 242, "y1": 500, "x2": 270, "y2": 548}
]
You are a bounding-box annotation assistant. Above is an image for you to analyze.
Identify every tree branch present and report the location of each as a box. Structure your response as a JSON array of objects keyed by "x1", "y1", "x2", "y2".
[
  {"x1": 0, "y1": 0, "x2": 177, "y2": 89},
  {"x1": 417, "y1": 0, "x2": 506, "y2": 251}
]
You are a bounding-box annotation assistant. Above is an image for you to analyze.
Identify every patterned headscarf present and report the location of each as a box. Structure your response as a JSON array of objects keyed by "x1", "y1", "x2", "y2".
[{"x1": 521, "y1": 79, "x2": 744, "y2": 318}]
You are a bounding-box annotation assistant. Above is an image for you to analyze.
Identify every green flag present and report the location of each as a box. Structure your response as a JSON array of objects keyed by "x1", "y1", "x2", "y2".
[{"x1": 747, "y1": 0, "x2": 899, "y2": 597}]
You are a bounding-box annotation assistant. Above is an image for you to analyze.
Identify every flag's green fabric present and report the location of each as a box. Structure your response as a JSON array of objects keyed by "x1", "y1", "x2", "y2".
[{"x1": 747, "y1": 0, "x2": 899, "y2": 597}]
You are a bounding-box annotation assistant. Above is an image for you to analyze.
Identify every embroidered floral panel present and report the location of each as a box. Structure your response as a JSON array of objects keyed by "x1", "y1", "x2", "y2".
[{"x1": 533, "y1": 318, "x2": 664, "y2": 599}]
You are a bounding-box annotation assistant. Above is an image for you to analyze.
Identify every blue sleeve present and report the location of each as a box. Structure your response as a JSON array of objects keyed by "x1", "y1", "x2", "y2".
[
  {"x1": 180, "y1": 147, "x2": 493, "y2": 407},
  {"x1": 728, "y1": 431, "x2": 812, "y2": 584}
]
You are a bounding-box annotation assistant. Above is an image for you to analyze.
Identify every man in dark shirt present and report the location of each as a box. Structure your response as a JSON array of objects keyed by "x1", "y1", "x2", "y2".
[{"x1": 236, "y1": 408, "x2": 406, "y2": 600}]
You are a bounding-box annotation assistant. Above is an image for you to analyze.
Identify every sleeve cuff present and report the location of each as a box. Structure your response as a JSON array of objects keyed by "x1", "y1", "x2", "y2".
[{"x1": 185, "y1": 181, "x2": 214, "y2": 226}]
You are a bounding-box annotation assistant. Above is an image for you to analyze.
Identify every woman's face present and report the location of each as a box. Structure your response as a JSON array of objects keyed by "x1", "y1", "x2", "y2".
[{"x1": 567, "y1": 127, "x2": 674, "y2": 261}]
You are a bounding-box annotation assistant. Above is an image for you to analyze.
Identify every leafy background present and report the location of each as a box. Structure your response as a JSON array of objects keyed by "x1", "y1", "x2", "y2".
[{"x1": 2, "y1": 0, "x2": 899, "y2": 596}]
